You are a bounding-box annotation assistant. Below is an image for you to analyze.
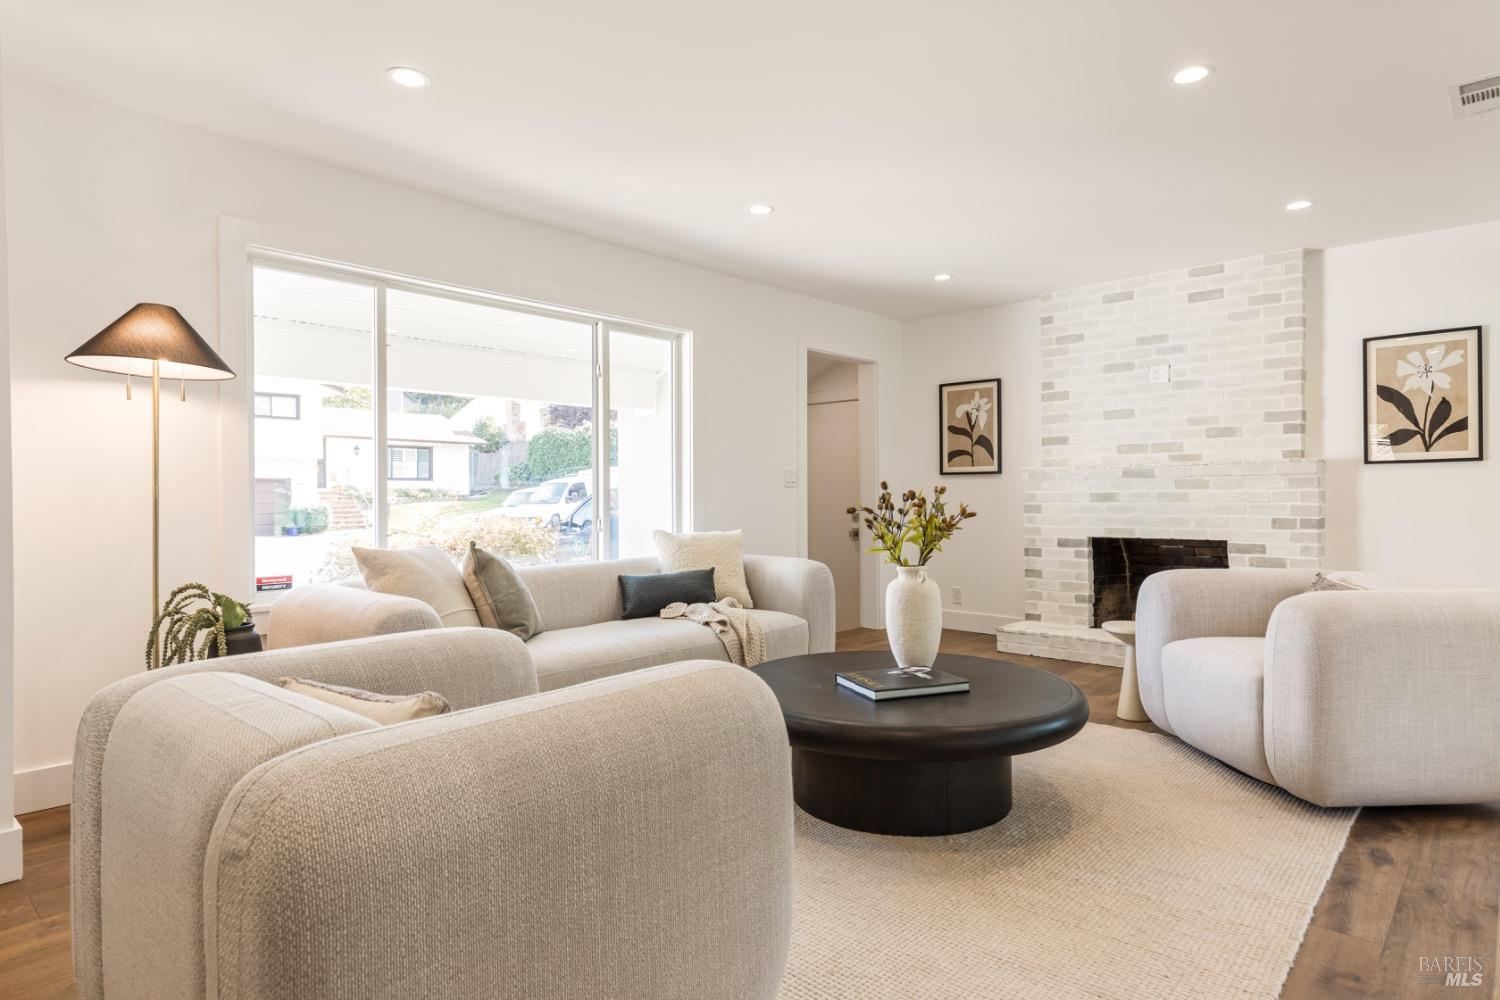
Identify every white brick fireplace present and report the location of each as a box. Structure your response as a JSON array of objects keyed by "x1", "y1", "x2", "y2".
[{"x1": 998, "y1": 250, "x2": 1325, "y2": 666}]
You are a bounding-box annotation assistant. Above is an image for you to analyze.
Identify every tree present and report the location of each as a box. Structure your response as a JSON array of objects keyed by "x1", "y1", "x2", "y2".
[{"x1": 470, "y1": 416, "x2": 507, "y2": 454}]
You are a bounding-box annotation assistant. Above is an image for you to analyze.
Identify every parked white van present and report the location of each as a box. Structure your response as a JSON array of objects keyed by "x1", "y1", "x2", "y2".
[{"x1": 496, "y1": 473, "x2": 590, "y2": 526}]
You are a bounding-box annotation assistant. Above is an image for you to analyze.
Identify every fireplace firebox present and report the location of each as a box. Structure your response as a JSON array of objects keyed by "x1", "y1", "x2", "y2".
[{"x1": 1090, "y1": 537, "x2": 1228, "y2": 626}]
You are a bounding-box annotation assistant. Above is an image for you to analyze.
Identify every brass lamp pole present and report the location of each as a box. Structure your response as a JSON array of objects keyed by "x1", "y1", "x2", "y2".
[{"x1": 66, "y1": 304, "x2": 236, "y2": 624}]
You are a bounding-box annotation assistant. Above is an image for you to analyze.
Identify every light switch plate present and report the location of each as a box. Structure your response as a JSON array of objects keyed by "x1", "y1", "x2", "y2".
[
  {"x1": 1149, "y1": 363, "x2": 1172, "y2": 384},
  {"x1": 783, "y1": 468, "x2": 799, "y2": 487}
]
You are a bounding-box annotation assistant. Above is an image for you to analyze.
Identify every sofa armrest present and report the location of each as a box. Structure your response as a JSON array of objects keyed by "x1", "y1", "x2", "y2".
[
  {"x1": 98, "y1": 673, "x2": 379, "y2": 1000},
  {"x1": 265, "y1": 584, "x2": 441, "y2": 650},
  {"x1": 1264, "y1": 589, "x2": 1500, "y2": 807},
  {"x1": 744, "y1": 554, "x2": 836, "y2": 653},
  {"x1": 203, "y1": 661, "x2": 793, "y2": 1000},
  {"x1": 1136, "y1": 568, "x2": 1315, "y2": 733},
  {"x1": 72, "y1": 628, "x2": 536, "y2": 1000}
]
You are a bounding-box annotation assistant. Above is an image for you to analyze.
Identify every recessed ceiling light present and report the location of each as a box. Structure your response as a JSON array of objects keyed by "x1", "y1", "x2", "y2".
[
  {"x1": 933, "y1": 273, "x2": 953, "y2": 282},
  {"x1": 748, "y1": 203, "x2": 775, "y2": 216},
  {"x1": 1285, "y1": 199, "x2": 1314, "y2": 211},
  {"x1": 387, "y1": 66, "x2": 430, "y2": 89},
  {"x1": 1172, "y1": 65, "x2": 1213, "y2": 85}
]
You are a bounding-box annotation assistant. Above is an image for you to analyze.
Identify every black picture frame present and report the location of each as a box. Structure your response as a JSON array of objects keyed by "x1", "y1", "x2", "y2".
[
  {"x1": 1362, "y1": 326, "x2": 1483, "y2": 465},
  {"x1": 938, "y1": 378, "x2": 1002, "y2": 475}
]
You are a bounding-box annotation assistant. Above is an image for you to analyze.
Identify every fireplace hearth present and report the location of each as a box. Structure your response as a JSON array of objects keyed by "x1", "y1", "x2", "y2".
[{"x1": 1090, "y1": 537, "x2": 1228, "y2": 626}]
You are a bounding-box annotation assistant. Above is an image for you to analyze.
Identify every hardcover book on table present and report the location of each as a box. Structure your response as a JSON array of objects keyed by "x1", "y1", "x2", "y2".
[{"x1": 835, "y1": 667, "x2": 971, "y2": 701}]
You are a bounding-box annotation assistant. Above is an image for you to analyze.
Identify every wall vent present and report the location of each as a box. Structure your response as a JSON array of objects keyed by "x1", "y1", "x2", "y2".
[{"x1": 1450, "y1": 74, "x2": 1500, "y2": 118}]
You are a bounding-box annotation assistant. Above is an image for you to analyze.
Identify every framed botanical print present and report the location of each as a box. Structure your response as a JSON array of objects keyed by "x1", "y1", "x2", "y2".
[
  {"x1": 1363, "y1": 326, "x2": 1483, "y2": 464},
  {"x1": 939, "y1": 378, "x2": 1001, "y2": 475}
]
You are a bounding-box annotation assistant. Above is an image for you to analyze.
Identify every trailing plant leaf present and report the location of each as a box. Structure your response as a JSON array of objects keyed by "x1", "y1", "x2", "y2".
[
  {"x1": 1431, "y1": 416, "x2": 1468, "y2": 447},
  {"x1": 973, "y1": 434, "x2": 994, "y2": 459},
  {"x1": 146, "y1": 583, "x2": 252, "y2": 669},
  {"x1": 1427, "y1": 397, "x2": 1453, "y2": 439},
  {"x1": 1384, "y1": 428, "x2": 1421, "y2": 447},
  {"x1": 1375, "y1": 384, "x2": 1421, "y2": 430}
]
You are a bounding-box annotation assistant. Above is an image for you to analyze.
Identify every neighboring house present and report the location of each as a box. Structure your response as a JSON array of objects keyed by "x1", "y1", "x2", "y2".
[{"x1": 252, "y1": 377, "x2": 483, "y2": 535}]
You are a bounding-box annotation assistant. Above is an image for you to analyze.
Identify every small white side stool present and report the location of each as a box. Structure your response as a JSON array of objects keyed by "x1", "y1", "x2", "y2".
[{"x1": 1100, "y1": 620, "x2": 1147, "y2": 722}]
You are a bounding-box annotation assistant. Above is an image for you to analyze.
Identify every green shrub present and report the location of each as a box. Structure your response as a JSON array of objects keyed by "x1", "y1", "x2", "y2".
[{"x1": 286, "y1": 506, "x2": 330, "y2": 534}]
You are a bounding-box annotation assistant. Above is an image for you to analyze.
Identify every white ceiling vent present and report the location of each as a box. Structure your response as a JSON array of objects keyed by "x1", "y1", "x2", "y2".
[{"x1": 1450, "y1": 74, "x2": 1500, "y2": 118}]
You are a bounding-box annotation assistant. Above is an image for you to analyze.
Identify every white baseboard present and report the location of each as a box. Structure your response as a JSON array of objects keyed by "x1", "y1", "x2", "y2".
[
  {"x1": 943, "y1": 609, "x2": 1021, "y2": 634},
  {"x1": 15, "y1": 761, "x2": 72, "y2": 814},
  {"x1": 0, "y1": 818, "x2": 21, "y2": 884}
]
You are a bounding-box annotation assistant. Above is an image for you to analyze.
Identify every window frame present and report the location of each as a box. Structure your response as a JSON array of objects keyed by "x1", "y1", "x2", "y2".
[
  {"x1": 386, "y1": 445, "x2": 433, "y2": 482},
  {"x1": 253, "y1": 391, "x2": 301, "y2": 420},
  {"x1": 243, "y1": 248, "x2": 689, "y2": 598}
]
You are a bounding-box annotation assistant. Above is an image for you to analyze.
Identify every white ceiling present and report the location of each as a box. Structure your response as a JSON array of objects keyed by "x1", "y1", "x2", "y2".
[{"x1": 4, "y1": 0, "x2": 1498, "y2": 319}]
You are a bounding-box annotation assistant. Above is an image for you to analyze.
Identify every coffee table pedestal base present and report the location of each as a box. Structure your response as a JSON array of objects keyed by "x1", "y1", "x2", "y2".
[{"x1": 792, "y1": 749, "x2": 1013, "y2": 836}]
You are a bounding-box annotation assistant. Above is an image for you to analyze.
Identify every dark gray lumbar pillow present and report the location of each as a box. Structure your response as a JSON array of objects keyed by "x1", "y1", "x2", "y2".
[
  {"x1": 462, "y1": 542, "x2": 543, "y2": 640},
  {"x1": 619, "y1": 568, "x2": 716, "y2": 620}
]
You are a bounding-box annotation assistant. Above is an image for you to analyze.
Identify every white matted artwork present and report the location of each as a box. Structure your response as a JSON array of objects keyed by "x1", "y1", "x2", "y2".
[
  {"x1": 939, "y1": 378, "x2": 1001, "y2": 475},
  {"x1": 1363, "y1": 326, "x2": 1483, "y2": 464}
]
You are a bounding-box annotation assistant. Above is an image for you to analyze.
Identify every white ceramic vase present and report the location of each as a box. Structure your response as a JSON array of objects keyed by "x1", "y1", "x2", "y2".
[{"x1": 885, "y1": 565, "x2": 942, "y2": 669}]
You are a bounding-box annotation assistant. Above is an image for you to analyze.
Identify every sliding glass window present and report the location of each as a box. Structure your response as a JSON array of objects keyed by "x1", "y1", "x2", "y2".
[{"x1": 250, "y1": 258, "x2": 682, "y2": 594}]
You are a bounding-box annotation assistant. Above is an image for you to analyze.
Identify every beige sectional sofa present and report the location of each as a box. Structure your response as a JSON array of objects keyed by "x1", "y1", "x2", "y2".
[
  {"x1": 73, "y1": 629, "x2": 794, "y2": 1000},
  {"x1": 1136, "y1": 568, "x2": 1500, "y2": 807},
  {"x1": 266, "y1": 554, "x2": 835, "y2": 689}
]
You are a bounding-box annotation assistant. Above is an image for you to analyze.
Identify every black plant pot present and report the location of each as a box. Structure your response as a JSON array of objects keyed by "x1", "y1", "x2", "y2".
[{"x1": 206, "y1": 623, "x2": 264, "y2": 659}]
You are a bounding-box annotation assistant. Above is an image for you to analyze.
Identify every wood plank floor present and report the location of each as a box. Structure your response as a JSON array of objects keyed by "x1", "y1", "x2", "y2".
[{"x1": 2, "y1": 627, "x2": 1494, "y2": 999}]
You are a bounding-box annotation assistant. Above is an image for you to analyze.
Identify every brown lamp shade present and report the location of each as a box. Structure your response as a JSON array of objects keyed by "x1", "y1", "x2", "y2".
[{"x1": 65, "y1": 303, "x2": 235, "y2": 381}]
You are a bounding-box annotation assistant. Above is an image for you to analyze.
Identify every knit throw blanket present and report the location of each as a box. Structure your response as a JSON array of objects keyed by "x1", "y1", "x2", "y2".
[{"x1": 659, "y1": 598, "x2": 767, "y2": 667}]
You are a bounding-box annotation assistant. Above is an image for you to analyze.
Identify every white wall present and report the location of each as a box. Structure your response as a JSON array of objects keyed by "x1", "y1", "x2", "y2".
[
  {"x1": 898, "y1": 301, "x2": 1040, "y2": 630},
  {"x1": 898, "y1": 222, "x2": 1499, "y2": 632},
  {"x1": 0, "y1": 63, "x2": 21, "y2": 881},
  {"x1": 1315, "y1": 220, "x2": 1500, "y2": 583},
  {"x1": 4, "y1": 76, "x2": 903, "y2": 808}
]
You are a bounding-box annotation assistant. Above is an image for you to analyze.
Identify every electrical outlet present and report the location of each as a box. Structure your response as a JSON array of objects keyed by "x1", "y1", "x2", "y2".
[
  {"x1": 1149, "y1": 363, "x2": 1172, "y2": 384},
  {"x1": 783, "y1": 468, "x2": 798, "y2": 488},
  {"x1": 952, "y1": 586, "x2": 964, "y2": 606}
]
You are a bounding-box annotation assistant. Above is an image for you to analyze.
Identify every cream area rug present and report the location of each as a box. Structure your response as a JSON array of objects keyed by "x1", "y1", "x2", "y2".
[{"x1": 780, "y1": 723, "x2": 1357, "y2": 1000}]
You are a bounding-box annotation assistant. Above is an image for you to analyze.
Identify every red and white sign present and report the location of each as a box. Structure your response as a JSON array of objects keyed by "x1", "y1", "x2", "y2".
[{"x1": 256, "y1": 575, "x2": 294, "y2": 592}]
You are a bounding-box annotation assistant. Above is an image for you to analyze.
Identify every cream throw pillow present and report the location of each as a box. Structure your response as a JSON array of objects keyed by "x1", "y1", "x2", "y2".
[
  {"x1": 353, "y1": 545, "x2": 482, "y2": 628},
  {"x1": 653, "y1": 529, "x2": 753, "y2": 608},
  {"x1": 277, "y1": 677, "x2": 451, "y2": 725}
]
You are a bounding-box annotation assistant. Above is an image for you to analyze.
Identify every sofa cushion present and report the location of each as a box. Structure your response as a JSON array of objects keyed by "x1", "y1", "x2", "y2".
[
  {"x1": 654, "y1": 529, "x2": 754, "y2": 608},
  {"x1": 462, "y1": 542, "x2": 542, "y2": 639},
  {"x1": 517, "y1": 557, "x2": 660, "y2": 631},
  {"x1": 527, "y1": 610, "x2": 808, "y2": 690},
  {"x1": 619, "y1": 568, "x2": 716, "y2": 619},
  {"x1": 1160, "y1": 637, "x2": 1272, "y2": 783},
  {"x1": 354, "y1": 545, "x2": 481, "y2": 628},
  {"x1": 276, "y1": 677, "x2": 452, "y2": 725}
]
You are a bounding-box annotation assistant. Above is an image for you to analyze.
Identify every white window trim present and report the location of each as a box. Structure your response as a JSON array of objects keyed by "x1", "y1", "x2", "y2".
[{"x1": 222, "y1": 225, "x2": 691, "y2": 606}]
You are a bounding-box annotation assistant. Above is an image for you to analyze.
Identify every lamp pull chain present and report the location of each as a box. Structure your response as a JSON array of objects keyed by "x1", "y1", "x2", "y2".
[
  {"x1": 125, "y1": 374, "x2": 132, "y2": 400},
  {"x1": 180, "y1": 378, "x2": 186, "y2": 402}
]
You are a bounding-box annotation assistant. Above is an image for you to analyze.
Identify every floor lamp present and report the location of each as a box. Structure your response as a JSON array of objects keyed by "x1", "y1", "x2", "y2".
[{"x1": 65, "y1": 304, "x2": 236, "y2": 629}]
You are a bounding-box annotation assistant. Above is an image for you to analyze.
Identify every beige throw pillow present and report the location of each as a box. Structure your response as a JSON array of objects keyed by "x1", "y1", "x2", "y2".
[
  {"x1": 353, "y1": 545, "x2": 482, "y2": 628},
  {"x1": 462, "y1": 542, "x2": 543, "y2": 640},
  {"x1": 653, "y1": 529, "x2": 753, "y2": 608},
  {"x1": 1306, "y1": 570, "x2": 1370, "y2": 593},
  {"x1": 277, "y1": 677, "x2": 451, "y2": 726}
]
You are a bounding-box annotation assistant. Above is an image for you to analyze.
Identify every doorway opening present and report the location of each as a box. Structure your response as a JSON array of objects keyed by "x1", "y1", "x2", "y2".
[{"x1": 806, "y1": 350, "x2": 874, "y2": 632}]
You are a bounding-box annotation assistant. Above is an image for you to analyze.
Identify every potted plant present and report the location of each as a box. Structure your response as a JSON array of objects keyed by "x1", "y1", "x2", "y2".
[
  {"x1": 848, "y1": 483, "x2": 976, "y2": 670},
  {"x1": 145, "y1": 583, "x2": 263, "y2": 669}
]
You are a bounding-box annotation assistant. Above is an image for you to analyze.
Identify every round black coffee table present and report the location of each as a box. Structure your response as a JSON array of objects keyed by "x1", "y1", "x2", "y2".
[{"x1": 752, "y1": 651, "x2": 1089, "y2": 836}]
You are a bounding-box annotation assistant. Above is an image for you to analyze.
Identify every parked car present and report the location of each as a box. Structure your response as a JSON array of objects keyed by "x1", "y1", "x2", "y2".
[
  {"x1": 560, "y1": 490, "x2": 619, "y2": 558},
  {"x1": 496, "y1": 474, "x2": 590, "y2": 526}
]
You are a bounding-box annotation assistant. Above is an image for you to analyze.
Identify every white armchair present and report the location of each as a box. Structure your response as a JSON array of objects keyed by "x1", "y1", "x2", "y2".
[{"x1": 1136, "y1": 569, "x2": 1500, "y2": 807}]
